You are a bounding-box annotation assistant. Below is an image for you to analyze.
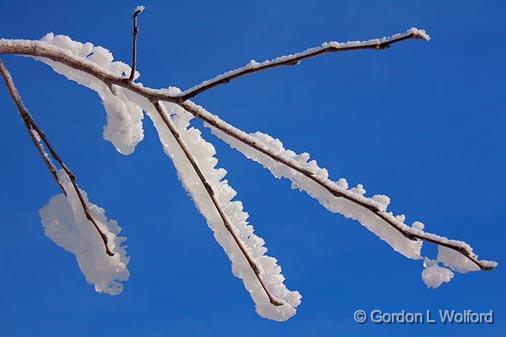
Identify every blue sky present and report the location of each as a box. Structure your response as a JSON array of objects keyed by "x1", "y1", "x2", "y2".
[{"x1": 0, "y1": 1, "x2": 504, "y2": 336}]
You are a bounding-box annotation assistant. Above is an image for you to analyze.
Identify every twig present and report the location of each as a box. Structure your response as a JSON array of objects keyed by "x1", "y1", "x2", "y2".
[
  {"x1": 128, "y1": 5, "x2": 144, "y2": 82},
  {"x1": 151, "y1": 100, "x2": 283, "y2": 306},
  {"x1": 0, "y1": 59, "x2": 114, "y2": 257},
  {"x1": 0, "y1": 30, "x2": 495, "y2": 271},
  {"x1": 179, "y1": 28, "x2": 430, "y2": 100}
]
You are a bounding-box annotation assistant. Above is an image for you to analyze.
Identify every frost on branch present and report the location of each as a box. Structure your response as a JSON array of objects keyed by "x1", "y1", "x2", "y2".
[
  {"x1": 142, "y1": 95, "x2": 301, "y2": 321},
  {"x1": 190, "y1": 103, "x2": 497, "y2": 287},
  {"x1": 181, "y1": 28, "x2": 431, "y2": 99},
  {"x1": 40, "y1": 169, "x2": 129, "y2": 295},
  {"x1": 204, "y1": 115, "x2": 424, "y2": 256},
  {"x1": 37, "y1": 33, "x2": 144, "y2": 155},
  {"x1": 134, "y1": 5, "x2": 145, "y2": 14},
  {"x1": 437, "y1": 245, "x2": 481, "y2": 273},
  {"x1": 100, "y1": 90, "x2": 144, "y2": 155},
  {"x1": 0, "y1": 25, "x2": 496, "y2": 320}
]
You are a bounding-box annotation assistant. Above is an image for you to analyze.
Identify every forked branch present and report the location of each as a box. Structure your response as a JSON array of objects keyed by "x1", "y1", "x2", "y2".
[
  {"x1": 178, "y1": 100, "x2": 492, "y2": 271},
  {"x1": 0, "y1": 28, "x2": 494, "y2": 272},
  {"x1": 0, "y1": 60, "x2": 114, "y2": 257}
]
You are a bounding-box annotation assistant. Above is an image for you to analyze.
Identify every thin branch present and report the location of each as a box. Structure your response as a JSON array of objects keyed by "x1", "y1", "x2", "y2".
[
  {"x1": 30, "y1": 125, "x2": 66, "y2": 192},
  {"x1": 178, "y1": 28, "x2": 430, "y2": 100},
  {"x1": 0, "y1": 59, "x2": 114, "y2": 257},
  {"x1": 128, "y1": 5, "x2": 144, "y2": 82},
  {"x1": 0, "y1": 31, "x2": 495, "y2": 271},
  {"x1": 151, "y1": 100, "x2": 283, "y2": 306}
]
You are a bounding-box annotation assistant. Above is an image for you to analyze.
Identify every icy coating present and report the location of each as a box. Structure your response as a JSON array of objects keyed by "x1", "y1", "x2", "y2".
[
  {"x1": 422, "y1": 259, "x2": 454, "y2": 289},
  {"x1": 33, "y1": 33, "x2": 301, "y2": 320},
  {"x1": 38, "y1": 33, "x2": 144, "y2": 155},
  {"x1": 40, "y1": 170, "x2": 129, "y2": 295},
  {"x1": 0, "y1": 29, "x2": 494, "y2": 320},
  {"x1": 438, "y1": 245, "x2": 481, "y2": 273},
  {"x1": 143, "y1": 96, "x2": 301, "y2": 321},
  {"x1": 181, "y1": 28, "x2": 431, "y2": 97},
  {"x1": 194, "y1": 101, "x2": 496, "y2": 283},
  {"x1": 208, "y1": 126, "x2": 423, "y2": 258}
]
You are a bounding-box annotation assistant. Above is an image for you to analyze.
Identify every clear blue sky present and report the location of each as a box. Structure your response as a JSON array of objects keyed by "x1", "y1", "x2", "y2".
[{"x1": 0, "y1": 1, "x2": 504, "y2": 336}]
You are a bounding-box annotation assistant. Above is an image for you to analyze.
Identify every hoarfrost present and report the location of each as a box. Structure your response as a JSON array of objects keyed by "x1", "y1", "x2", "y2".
[
  {"x1": 437, "y1": 245, "x2": 482, "y2": 273},
  {"x1": 134, "y1": 5, "x2": 145, "y2": 14},
  {"x1": 205, "y1": 122, "x2": 423, "y2": 260},
  {"x1": 144, "y1": 100, "x2": 300, "y2": 321},
  {"x1": 422, "y1": 259, "x2": 454, "y2": 289},
  {"x1": 182, "y1": 28, "x2": 431, "y2": 98},
  {"x1": 39, "y1": 170, "x2": 129, "y2": 295},
  {"x1": 0, "y1": 29, "x2": 494, "y2": 320},
  {"x1": 100, "y1": 90, "x2": 144, "y2": 155},
  {"x1": 37, "y1": 33, "x2": 144, "y2": 155}
]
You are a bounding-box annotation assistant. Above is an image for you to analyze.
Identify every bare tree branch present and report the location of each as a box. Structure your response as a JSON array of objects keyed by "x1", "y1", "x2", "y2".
[
  {"x1": 0, "y1": 31, "x2": 495, "y2": 271},
  {"x1": 0, "y1": 59, "x2": 114, "y2": 257},
  {"x1": 178, "y1": 28, "x2": 430, "y2": 100},
  {"x1": 128, "y1": 5, "x2": 144, "y2": 82},
  {"x1": 151, "y1": 100, "x2": 283, "y2": 306}
]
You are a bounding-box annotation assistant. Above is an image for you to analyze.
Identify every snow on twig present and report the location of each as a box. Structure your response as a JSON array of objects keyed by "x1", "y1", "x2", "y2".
[
  {"x1": 180, "y1": 28, "x2": 430, "y2": 100},
  {"x1": 0, "y1": 61, "x2": 129, "y2": 294}
]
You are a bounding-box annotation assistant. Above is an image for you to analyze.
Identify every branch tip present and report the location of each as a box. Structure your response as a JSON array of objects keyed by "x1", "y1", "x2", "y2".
[
  {"x1": 133, "y1": 5, "x2": 145, "y2": 18},
  {"x1": 128, "y1": 5, "x2": 144, "y2": 82},
  {"x1": 408, "y1": 27, "x2": 431, "y2": 41}
]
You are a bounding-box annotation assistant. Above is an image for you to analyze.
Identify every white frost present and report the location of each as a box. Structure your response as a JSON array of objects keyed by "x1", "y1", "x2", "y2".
[
  {"x1": 422, "y1": 259, "x2": 454, "y2": 289},
  {"x1": 408, "y1": 27, "x2": 431, "y2": 41},
  {"x1": 134, "y1": 5, "x2": 145, "y2": 14},
  {"x1": 437, "y1": 245, "x2": 481, "y2": 273},
  {"x1": 100, "y1": 90, "x2": 144, "y2": 155},
  {"x1": 39, "y1": 170, "x2": 129, "y2": 295},
  {"x1": 22, "y1": 37, "x2": 303, "y2": 319},
  {"x1": 181, "y1": 28, "x2": 430, "y2": 97},
  {"x1": 183, "y1": 100, "x2": 497, "y2": 283},
  {"x1": 37, "y1": 33, "x2": 144, "y2": 155},
  {"x1": 204, "y1": 121, "x2": 423, "y2": 260},
  {"x1": 2, "y1": 31, "x2": 495, "y2": 319},
  {"x1": 144, "y1": 98, "x2": 301, "y2": 321}
]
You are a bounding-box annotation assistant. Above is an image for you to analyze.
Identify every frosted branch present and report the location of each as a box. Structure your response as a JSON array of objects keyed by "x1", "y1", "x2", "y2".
[
  {"x1": 150, "y1": 100, "x2": 285, "y2": 308},
  {"x1": 40, "y1": 169, "x2": 129, "y2": 295},
  {"x1": 0, "y1": 35, "x2": 496, "y2": 271},
  {"x1": 0, "y1": 26, "x2": 497, "y2": 319},
  {"x1": 0, "y1": 35, "x2": 495, "y2": 271},
  {"x1": 179, "y1": 101, "x2": 496, "y2": 272},
  {"x1": 179, "y1": 28, "x2": 430, "y2": 100},
  {"x1": 0, "y1": 59, "x2": 115, "y2": 257}
]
